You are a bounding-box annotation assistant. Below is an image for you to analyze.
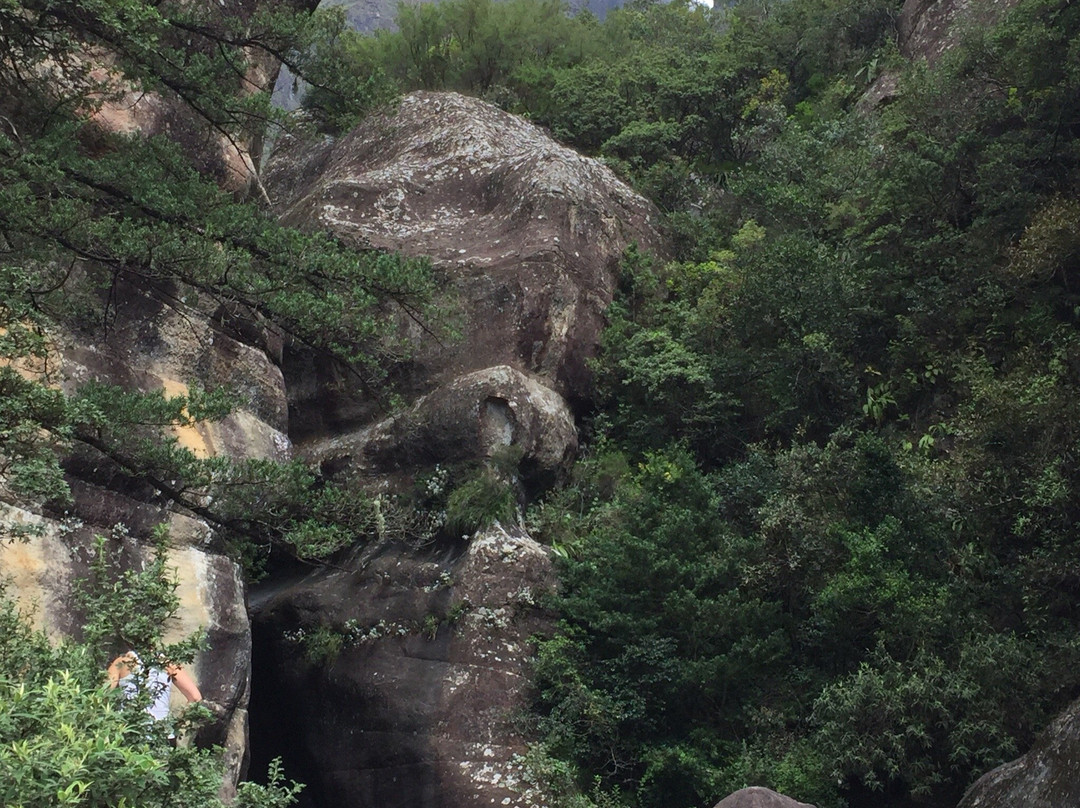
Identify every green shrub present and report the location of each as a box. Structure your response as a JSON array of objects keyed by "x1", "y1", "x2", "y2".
[{"x1": 444, "y1": 470, "x2": 517, "y2": 538}]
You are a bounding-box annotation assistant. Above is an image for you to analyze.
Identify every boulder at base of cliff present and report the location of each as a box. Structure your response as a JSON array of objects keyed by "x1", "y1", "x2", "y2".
[
  {"x1": 249, "y1": 523, "x2": 557, "y2": 808},
  {"x1": 958, "y1": 696, "x2": 1080, "y2": 808},
  {"x1": 713, "y1": 787, "x2": 817, "y2": 808},
  {"x1": 308, "y1": 364, "x2": 578, "y2": 492}
]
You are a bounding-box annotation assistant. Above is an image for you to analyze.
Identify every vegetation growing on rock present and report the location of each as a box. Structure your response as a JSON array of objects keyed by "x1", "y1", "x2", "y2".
[
  {"x1": 0, "y1": 527, "x2": 303, "y2": 807},
  {"x1": 3, "y1": 0, "x2": 1080, "y2": 806},
  {"x1": 0, "y1": 1, "x2": 430, "y2": 804}
]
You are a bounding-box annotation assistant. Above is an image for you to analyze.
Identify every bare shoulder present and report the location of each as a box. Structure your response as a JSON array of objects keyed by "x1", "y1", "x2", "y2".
[{"x1": 107, "y1": 652, "x2": 138, "y2": 685}]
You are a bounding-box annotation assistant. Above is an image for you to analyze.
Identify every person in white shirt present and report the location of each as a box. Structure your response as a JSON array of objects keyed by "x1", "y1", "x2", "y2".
[{"x1": 108, "y1": 650, "x2": 203, "y2": 721}]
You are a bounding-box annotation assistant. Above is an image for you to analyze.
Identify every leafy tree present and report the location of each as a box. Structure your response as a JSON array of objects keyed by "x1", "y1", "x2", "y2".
[
  {"x1": 527, "y1": 2, "x2": 1080, "y2": 806},
  {"x1": 0, "y1": 0, "x2": 437, "y2": 565}
]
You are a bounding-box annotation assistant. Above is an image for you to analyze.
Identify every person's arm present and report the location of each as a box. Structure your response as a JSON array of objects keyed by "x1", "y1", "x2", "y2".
[{"x1": 164, "y1": 663, "x2": 203, "y2": 703}]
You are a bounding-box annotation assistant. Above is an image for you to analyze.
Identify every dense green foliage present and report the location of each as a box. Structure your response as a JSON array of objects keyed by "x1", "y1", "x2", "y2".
[{"x1": 399, "y1": 0, "x2": 1080, "y2": 806}]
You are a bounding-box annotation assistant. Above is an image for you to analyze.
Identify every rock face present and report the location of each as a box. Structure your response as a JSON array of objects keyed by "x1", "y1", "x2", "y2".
[
  {"x1": 266, "y1": 90, "x2": 666, "y2": 415},
  {"x1": 957, "y1": 696, "x2": 1080, "y2": 808},
  {"x1": 896, "y1": 0, "x2": 1022, "y2": 66},
  {"x1": 1, "y1": 1, "x2": 307, "y2": 792},
  {"x1": 0, "y1": 501, "x2": 253, "y2": 794},
  {"x1": 308, "y1": 364, "x2": 579, "y2": 493},
  {"x1": 861, "y1": 0, "x2": 1023, "y2": 108},
  {"x1": 61, "y1": 279, "x2": 291, "y2": 443},
  {"x1": 86, "y1": 0, "x2": 318, "y2": 191},
  {"x1": 713, "y1": 787, "x2": 817, "y2": 808},
  {"x1": 250, "y1": 524, "x2": 556, "y2": 808},
  {"x1": 249, "y1": 91, "x2": 665, "y2": 806},
  {"x1": 0, "y1": 277, "x2": 291, "y2": 796}
]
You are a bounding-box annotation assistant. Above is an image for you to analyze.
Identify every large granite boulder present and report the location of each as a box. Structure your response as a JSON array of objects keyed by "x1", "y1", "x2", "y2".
[
  {"x1": 249, "y1": 523, "x2": 556, "y2": 808},
  {"x1": 957, "y1": 696, "x2": 1080, "y2": 808},
  {"x1": 266, "y1": 90, "x2": 666, "y2": 418},
  {"x1": 248, "y1": 89, "x2": 667, "y2": 807},
  {"x1": 713, "y1": 787, "x2": 816, "y2": 808}
]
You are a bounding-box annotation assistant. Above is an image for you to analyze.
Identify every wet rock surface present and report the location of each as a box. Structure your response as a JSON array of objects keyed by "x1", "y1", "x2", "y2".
[{"x1": 249, "y1": 524, "x2": 556, "y2": 808}]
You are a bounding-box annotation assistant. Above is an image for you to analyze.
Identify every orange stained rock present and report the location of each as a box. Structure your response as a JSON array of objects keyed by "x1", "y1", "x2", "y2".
[{"x1": 161, "y1": 378, "x2": 215, "y2": 459}]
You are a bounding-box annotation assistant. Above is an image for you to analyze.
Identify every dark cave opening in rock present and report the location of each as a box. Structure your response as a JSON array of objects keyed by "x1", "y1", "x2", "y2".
[
  {"x1": 244, "y1": 539, "x2": 466, "y2": 808},
  {"x1": 248, "y1": 617, "x2": 327, "y2": 808}
]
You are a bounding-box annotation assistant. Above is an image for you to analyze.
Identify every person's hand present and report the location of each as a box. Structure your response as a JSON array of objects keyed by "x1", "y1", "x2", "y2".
[
  {"x1": 184, "y1": 699, "x2": 227, "y2": 725},
  {"x1": 199, "y1": 699, "x2": 229, "y2": 721}
]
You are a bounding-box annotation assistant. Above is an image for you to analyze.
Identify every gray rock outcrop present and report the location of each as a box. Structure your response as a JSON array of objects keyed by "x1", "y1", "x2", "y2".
[
  {"x1": 6, "y1": 60, "x2": 667, "y2": 808},
  {"x1": 896, "y1": 0, "x2": 1022, "y2": 66},
  {"x1": 266, "y1": 90, "x2": 666, "y2": 412},
  {"x1": 308, "y1": 364, "x2": 578, "y2": 491},
  {"x1": 248, "y1": 89, "x2": 667, "y2": 806},
  {"x1": 861, "y1": 0, "x2": 1023, "y2": 108},
  {"x1": 0, "y1": 277, "x2": 291, "y2": 796},
  {"x1": 713, "y1": 787, "x2": 817, "y2": 808},
  {"x1": 957, "y1": 696, "x2": 1080, "y2": 808}
]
